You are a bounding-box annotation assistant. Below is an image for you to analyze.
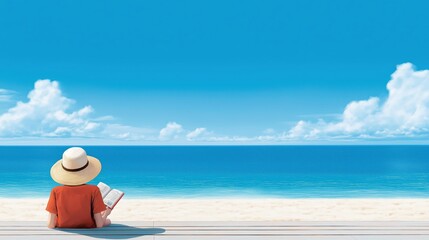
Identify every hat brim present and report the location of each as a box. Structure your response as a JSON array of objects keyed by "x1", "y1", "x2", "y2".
[{"x1": 50, "y1": 156, "x2": 101, "y2": 185}]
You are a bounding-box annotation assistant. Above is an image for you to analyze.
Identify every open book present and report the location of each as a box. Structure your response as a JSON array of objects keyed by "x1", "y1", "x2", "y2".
[{"x1": 97, "y1": 182, "x2": 124, "y2": 209}]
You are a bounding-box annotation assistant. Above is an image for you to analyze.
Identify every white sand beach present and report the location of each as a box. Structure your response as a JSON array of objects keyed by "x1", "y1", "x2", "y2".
[{"x1": 1, "y1": 198, "x2": 428, "y2": 221}]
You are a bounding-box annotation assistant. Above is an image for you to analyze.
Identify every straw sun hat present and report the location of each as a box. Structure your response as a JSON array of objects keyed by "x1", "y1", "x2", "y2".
[{"x1": 50, "y1": 147, "x2": 102, "y2": 185}]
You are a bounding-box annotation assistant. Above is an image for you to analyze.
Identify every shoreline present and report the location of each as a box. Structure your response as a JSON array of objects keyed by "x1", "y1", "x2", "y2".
[{"x1": 1, "y1": 198, "x2": 428, "y2": 221}]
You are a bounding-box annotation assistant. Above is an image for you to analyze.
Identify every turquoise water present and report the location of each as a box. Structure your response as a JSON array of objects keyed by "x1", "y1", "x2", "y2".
[{"x1": 1, "y1": 146, "x2": 429, "y2": 198}]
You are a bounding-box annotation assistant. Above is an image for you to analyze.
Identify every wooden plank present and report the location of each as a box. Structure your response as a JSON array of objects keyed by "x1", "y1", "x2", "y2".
[
  {"x1": 2, "y1": 221, "x2": 429, "y2": 239},
  {"x1": 0, "y1": 236, "x2": 154, "y2": 240},
  {"x1": 155, "y1": 237, "x2": 356, "y2": 240},
  {"x1": 154, "y1": 237, "x2": 429, "y2": 240}
]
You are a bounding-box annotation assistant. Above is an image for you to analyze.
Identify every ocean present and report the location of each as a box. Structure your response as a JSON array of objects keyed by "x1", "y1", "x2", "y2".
[{"x1": 1, "y1": 146, "x2": 429, "y2": 198}]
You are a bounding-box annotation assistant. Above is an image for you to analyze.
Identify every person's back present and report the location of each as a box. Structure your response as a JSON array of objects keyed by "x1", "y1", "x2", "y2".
[
  {"x1": 46, "y1": 147, "x2": 112, "y2": 228},
  {"x1": 47, "y1": 185, "x2": 106, "y2": 228}
]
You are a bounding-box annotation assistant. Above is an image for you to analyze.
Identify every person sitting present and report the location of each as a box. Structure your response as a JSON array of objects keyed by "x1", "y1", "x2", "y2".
[{"x1": 46, "y1": 147, "x2": 111, "y2": 228}]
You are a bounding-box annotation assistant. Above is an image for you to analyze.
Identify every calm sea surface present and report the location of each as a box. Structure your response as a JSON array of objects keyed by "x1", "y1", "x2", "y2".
[{"x1": 1, "y1": 146, "x2": 429, "y2": 198}]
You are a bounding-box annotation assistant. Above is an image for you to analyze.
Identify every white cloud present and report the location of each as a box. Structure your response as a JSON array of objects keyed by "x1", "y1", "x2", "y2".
[
  {"x1": 0, "y1": 89, "x2": 14, "y2": 102},
  {"x1": 206, "y1": 136, "x2": 254, "y2": 142},
  {"x1": 186, "y1": 127, "x2": 207, "y2": 140},
  {"x1": 263, "y1": 128, "x2": 275, "y2": 134},
  {"x1": 0, "y1": 79, "x2": 149, "y2": 141},
  {"x1": 7, "y1": 62, "x2": 427, "y2": 145},
  {"x1": 93, "y1": 115, "x2": 115, "y2": 121},
  {"x1": 287, "y1": 63, "x2": 429, "y2": 140},
  {"x1": 159, "y1": 122, "x2": 183, "y2": 140},
  {"x1": 102, "y1": 123, "x2": 155, "y2": 141},
  {"x1": 175, "y1": 62, "x2": 429, "y2": 143},
  {"x1": 0, "y1": 80, "x2": 92, "y2": 137},
  {"x1": 0, "y1": 80, "x2": 212, "y2": 144}
]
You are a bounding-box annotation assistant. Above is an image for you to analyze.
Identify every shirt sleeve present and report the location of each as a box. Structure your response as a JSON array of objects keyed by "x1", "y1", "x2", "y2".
[
  {"x1": 46, "y1": 188, "x2": 58, "y2": 214},
  {"x1": 93, "y1": 188, "x2": 107, "y2": 214}
]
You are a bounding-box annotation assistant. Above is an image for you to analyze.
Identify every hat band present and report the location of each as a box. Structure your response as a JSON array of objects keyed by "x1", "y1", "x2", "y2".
[{"x1": 61, "y1": 161, "x2": 89, "y2": 172}]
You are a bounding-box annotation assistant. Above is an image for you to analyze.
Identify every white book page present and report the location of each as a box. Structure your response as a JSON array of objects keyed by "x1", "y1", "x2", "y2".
[
  {"x1": 97, "y1": 182, "x2": 111, "y2": 198},
  {"x1": 104, "y1": 189, "x2": 124, "y2": 208}
]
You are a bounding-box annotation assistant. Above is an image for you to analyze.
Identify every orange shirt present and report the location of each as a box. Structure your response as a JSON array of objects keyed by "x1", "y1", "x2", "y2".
[{"x1": 46, "y1": 184, "x2": 106, "y2": 228}]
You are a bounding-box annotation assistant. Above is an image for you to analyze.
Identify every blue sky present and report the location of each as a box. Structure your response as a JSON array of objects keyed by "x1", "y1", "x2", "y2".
[{"x1": 1, "y1": 0, "x2": 429, "y2": 144}]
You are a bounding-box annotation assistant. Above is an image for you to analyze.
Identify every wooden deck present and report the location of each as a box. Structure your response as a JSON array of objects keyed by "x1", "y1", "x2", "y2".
[{"x1": 1, "y1": 221, "x2": 429, "y2": 239}]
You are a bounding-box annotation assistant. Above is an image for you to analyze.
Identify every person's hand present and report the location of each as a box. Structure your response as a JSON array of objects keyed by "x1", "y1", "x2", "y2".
[
  {"x1": 105, "y1": 207, "x2": 112, "y2": 216},
  {"x1": 102, "y1": 207, "x2": 112, "y2": 217}
]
